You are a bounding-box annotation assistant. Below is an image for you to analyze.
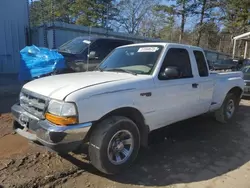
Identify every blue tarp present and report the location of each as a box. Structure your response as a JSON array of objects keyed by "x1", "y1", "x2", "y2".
[{"x1": 19, "y1": 45, "x2": 66, "y2": 81}]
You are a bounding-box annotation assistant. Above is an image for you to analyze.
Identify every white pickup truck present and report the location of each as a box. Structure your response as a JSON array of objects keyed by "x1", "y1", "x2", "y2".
[{"x1": 12, "y1": 43, "x2": 244, "y2": 174}]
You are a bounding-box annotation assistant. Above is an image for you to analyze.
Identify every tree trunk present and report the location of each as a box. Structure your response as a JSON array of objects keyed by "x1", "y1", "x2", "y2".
[
  {"x1": 179, "y1": 14, "x2": 185, "y2": 43},
  {"x1": 196, "y1": 0, "x2": 206, "y2": 46},
  {"x1": 179, "y1": 0, "x2": 186, "y2": 43}
]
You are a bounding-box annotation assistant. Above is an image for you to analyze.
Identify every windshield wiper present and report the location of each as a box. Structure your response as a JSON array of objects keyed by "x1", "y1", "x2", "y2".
[
  {"x1": 95, "y1": 67, "x2": 104, "y2": 72},
  {"x1": 106, "y1": 68, "x2": 137, "y2": 75},
  {"x1": 95, "y1": 65, "x2": 107, "y2": 72}
]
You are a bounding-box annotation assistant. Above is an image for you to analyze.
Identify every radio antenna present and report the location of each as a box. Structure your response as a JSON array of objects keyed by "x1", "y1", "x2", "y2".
[{"x1": 86, "y1": 26, "x2": 91, "y2": 72}]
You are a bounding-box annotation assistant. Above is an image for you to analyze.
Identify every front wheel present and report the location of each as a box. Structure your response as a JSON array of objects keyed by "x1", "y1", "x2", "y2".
[
  {"x1": 88, "y1": 116, "x2": 140, "y2": 174},
  {"x1": 215, "y1": 93, "x2": 240, "y2": 123}
]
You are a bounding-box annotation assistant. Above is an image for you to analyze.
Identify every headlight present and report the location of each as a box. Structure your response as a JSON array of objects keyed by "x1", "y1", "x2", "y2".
[
  {"x1": 46, "y1": 100, "x2": 78, "y2": 126},
  {"x1": 47, "y1": 100, "x2": 77, "y2": 116},
  {"x1": 19, "y1": 92, "x2": 24, "y2": 99},
  {"x1": 19, "y1": 92, "x2": 25, "y2": 103}
]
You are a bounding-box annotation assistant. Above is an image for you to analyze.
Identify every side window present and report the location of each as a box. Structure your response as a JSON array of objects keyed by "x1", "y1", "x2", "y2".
[
  {"x1": 159, "y1": 48, "x2": 193, "y2": 80},
  {"x1": 193, "y1": 50, "x2": 209, "y2": 77},
  {"x1": 89, "y1": 39, "x2": 114, "y2": 60}
]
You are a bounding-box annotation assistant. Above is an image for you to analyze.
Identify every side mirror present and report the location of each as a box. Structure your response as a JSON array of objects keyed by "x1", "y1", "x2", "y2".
[
  {"x1": 161, "y1": 67, "x2": 180, "y2": 79},
  {"x1": 88, "y1": 51, "x2": 98, "y2": 59}
]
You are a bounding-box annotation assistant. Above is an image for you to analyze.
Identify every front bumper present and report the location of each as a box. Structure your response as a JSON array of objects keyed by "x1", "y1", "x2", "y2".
[
  {"x1": 243, "y1": 86, "x2": 250, "y2": 97},
  {"x1": 11, "y1": 104, "x2": 92, "y2": 153}
]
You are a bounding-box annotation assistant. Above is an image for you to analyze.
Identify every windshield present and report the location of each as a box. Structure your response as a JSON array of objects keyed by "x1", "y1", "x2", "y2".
[
  {"x1": 58, "y1": 37, "x2": 92, "y2": 54},
  {"x1": 241, "y1": 67, "x2": 250, "y2": 73},
  {"x1": 98, "y1": 45, "x2": 163, "y2": 75}
]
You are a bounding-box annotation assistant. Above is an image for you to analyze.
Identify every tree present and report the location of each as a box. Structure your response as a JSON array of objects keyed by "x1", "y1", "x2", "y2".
[
  {"x1": 30, "y1": 0, "x2": 75, "y2": 26},
  {"x1": 53, "y1": 0, "x2": 75, "y2": 24},
  {"x1": 221, "y1": 0, "x2": 250, "y2": 34},
  {"x1": 155, "y1": 1, "x2": 197, "y2": 43},
  {"x1": 214, "y1": 0, "x2": 250, "y2": 54},
  {"x1": 194, "y1": 0, "x2": 221, "y2": 46},
  {"x1": 217, "y1": 31, "x2": 233, "y2": 53},
  {"x1": 72, "y1": 0, "x2": 118, "y2": 28},
  {"x1": 153, "y1": 5, "x2": 176, "y2": 41},
  {"x1": 30, "y1": 0, "x2": 118, "y2": 28},
  {"x1": 193, "y1": 21, "x2": 220, "y2": 49},
  {"x1": 174, "y1": 0, "x2": 197, "y2": 43},
  {"x1": 116, "y1": 0, "x2": 159, "y2": 34},
  {"x1": 136, "y1": 4, "x2": 175, "y2": 38},
  {"x1": 195, "y1": 0, "x2": 207, "y2": 46},
  {"x1": 30, "y1": 0, "x2": 50, "y2": 26}
]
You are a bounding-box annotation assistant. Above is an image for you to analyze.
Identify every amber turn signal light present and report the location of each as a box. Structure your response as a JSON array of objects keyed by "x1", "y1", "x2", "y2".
[{"x1": 45, "y1": 113, "x2": 78, "y2": 126}]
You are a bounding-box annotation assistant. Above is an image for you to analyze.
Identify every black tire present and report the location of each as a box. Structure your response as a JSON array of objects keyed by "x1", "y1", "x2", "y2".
[
  {"x1": 215, "y1": 92, "x2": 240, "y2": 123},
  {"x1": 88, "y1": 116, "x2": 140, "y2": 174}
]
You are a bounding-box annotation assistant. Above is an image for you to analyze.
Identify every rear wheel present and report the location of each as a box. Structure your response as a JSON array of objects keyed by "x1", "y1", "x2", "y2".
[
  {"x1": 88, "y1": 116, "x2": 140, "y2": 174},
  {"x1": 215, "y1": 93, "x2": 240, "y2": 123}
]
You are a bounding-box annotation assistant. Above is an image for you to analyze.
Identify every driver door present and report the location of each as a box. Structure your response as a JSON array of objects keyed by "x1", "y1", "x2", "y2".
[{"x1": 150, "y1": 47, "x2": 200, "y2": 130}]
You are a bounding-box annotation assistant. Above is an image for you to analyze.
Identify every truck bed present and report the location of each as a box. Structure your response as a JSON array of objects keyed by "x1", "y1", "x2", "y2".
[
  {"x1": 210, "y1": 71, "x2": 243, "y2": 79},
  {"x1": 209, "y1": 70, "x2": 244, "y2": 112}
]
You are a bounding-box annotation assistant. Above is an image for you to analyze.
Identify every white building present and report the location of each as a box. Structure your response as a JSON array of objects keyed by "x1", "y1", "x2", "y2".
[
  {"x1": 0, "y1": 0, "x2": 29, "y2": 74},
  {"x1": 233, "y1": 32, "x2": 250, "y2": 59}
]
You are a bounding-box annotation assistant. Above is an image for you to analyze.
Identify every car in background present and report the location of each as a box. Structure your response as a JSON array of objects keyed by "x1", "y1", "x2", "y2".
[
  {"x1": 213, "y1": 59, "x2": 238, "y2": 71},
  {"x1": 207, "y1": 60, "x2": 215, "y2": 70},
  {"x1": 237, "y1": 58, "x2": 249, "y2": 70},
  {"x1": 242, "y1": 59, "x2": 250, "y2": 67},
  {"x1": 241, "y1": 65, "x2": 250, "y2": 97},
  {"x1": 57, "y1": 36, "x2": 134, "y2": 73}
]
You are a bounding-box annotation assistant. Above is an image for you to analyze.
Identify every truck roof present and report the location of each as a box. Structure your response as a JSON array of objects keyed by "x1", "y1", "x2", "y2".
[
  {"x1": 117, "y1": 42, "x2": 204, "y2": 51},
  {"x1": 72, "y1": 36, "x2": 134, "y2": 42}
]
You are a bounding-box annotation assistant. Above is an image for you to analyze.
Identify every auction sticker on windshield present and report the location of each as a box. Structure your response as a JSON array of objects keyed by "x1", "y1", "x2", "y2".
[{"x1": 138, "y1": 47, "x2": 159, "y2": 52}]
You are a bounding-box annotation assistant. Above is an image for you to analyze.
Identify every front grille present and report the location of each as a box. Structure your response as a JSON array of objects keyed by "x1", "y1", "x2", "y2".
[
  {"x1": 20, "y1": 90, "x2": 48, "y2": 118},
  {"x1": 244, "y1": 87, "x2": 250, "y2": 94},
  {"x1": 245, "y1": 82, "x2": 250, "y2": 87}
]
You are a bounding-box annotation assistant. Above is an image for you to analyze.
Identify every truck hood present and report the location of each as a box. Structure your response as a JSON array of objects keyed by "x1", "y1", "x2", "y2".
[{"x1": 23, "y1": 71, "x2": 135, "y2": 100}]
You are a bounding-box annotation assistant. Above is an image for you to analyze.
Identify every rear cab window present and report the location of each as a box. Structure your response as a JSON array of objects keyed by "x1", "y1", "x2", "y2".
[{"x1": 193, "y1": 50, "x2": 209, "y2": 77}]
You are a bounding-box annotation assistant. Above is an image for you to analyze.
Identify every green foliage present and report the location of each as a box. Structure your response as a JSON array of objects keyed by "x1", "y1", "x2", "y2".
[
  {"x1": 222, "y1": 0, "x2": 250, "y2": 34},
  {"x1": 155, "y1": 0, "x2": 198, "y2": 42},
  {"x1": 30, "y1": 0, "x2": 118, "y2": 28},
  {"x1": 71, "y1": 0, "x2": 118, "y2": 27},
  {"x1": 30, "y1": 0, "x2": 74, "y2": 26},
  {"x1": 29, "y1": 0, "x2": 250, "y2": 54}
]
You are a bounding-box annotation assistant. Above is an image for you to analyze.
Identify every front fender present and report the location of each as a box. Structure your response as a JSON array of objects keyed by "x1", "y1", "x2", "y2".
[{"x1": 72, "y1": 91, "x2": 143, "y2": 124}]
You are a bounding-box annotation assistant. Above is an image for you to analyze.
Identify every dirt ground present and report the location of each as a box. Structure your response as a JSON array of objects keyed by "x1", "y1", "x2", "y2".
[{"x1": 1, "y1": 96, "x2": 250, "y2": 188}]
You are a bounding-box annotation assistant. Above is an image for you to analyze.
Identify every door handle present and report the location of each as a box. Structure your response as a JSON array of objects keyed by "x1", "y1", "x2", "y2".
[
  {"x1": 140, "y1": 92, "x2": 152, "y2": 97},
  {"x1": 192, "y1": 83, "x2": 199, "y2": 88}
]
